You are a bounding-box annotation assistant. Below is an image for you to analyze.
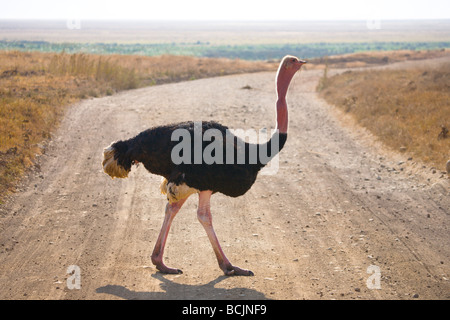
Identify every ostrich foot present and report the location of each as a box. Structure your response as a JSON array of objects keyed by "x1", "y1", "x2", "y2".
[
  {"x1": 221, "y1": 264, "x2": 254, "y2": 276},
  {"x1": 156, "y1": 266, "x2": 183, "y2": 274},
  {"x1": 155, "y1": 263, "x2": 183, "y2": 275}
]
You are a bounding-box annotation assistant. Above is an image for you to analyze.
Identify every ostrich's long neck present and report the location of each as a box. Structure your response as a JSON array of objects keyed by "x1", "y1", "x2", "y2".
[{"x1": 275, "y1": 69, "x2": 296, "y2": 134}]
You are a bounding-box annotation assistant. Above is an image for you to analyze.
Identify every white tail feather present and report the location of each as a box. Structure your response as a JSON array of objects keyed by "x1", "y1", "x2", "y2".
[{"x1": 102, "y1": 144, "x2": 130, "y2": 178}]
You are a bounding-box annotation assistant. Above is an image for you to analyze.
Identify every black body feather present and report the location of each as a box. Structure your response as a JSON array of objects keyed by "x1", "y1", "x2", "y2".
[{"x1": 111, "y1": 121, "x2": 287, "y2": 197}]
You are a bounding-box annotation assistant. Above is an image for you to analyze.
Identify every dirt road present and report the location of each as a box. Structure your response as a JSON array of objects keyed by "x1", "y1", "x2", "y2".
[{"x1": 0, "y1": 63, "x2": 449, "y2": 300}]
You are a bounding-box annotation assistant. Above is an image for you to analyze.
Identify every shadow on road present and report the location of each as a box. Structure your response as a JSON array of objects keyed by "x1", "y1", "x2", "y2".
[{"x1": 96, "y1": 273, "x2": 269, "y2": 300}]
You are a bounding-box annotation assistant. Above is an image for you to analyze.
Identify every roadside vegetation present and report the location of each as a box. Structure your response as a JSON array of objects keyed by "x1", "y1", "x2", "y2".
[
  {"x1": 310, "y1": 48, "x2": 449, "y2": 69},
  {"x1": 318, "y1": 55, "x2": 450, "y2": 171}
]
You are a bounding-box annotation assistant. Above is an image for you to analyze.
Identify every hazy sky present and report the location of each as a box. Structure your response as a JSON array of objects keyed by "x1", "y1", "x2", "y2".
[{"x1": 1, "y1": 0, "x2": 450, "y2": 20}]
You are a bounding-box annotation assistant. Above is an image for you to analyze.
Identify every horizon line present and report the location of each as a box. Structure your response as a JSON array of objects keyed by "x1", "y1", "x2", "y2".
[{"x1": 1, "y1": 18, "x2": 450, "y2": 22}]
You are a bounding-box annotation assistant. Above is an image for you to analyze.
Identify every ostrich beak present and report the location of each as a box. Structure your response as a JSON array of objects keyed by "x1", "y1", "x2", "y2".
[{"x1": 295, "y1": 60, "x2": 307, "y2": 70}]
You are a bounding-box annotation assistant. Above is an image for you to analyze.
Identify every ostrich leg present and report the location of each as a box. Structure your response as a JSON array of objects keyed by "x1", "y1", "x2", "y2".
[
  {"x1": 197, "y1": 191, "x2": 254, "y2": 276},
  {"x1": 151, "y1": 198, "x2": 187, "y2": 274}
]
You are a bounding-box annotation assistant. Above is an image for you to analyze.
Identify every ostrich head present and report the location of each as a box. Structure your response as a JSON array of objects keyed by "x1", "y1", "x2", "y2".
[
  {"x1": 279, "y1": 55, "x2": 307, "y2": 73},
  {"x1": 276, "y1": 55, "x2": 306, "y2": 91},
  {"x1": 275, "y1": 55, "x2": 306, "y2": 102}
]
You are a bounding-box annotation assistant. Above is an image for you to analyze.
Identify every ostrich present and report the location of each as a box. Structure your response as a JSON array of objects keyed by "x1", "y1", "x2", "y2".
[{"x1": 102, "y1": 55, "x2": 306, "y2": 276}]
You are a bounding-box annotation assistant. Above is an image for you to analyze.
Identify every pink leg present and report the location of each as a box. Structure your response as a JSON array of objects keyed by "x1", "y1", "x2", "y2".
[
  {"x1": 151, "y1": 198, "x2": 187, "y2": 274},
  {"x1": 197, "y1": 191, "x2": 254, "y2": 276}
]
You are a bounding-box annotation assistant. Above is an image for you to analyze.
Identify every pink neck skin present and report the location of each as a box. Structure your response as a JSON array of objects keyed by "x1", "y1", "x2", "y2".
[{"x1": 275, "y1": 66, "x2": 298, "y2": 134}]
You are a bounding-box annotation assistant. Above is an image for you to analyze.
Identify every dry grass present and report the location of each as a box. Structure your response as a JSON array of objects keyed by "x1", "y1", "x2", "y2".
[
  {"x1": 114, "y1": 54, "x2": 277, "y2": 84},
  {"x1": 309, "y1": 48, "x2": 450, "y2": 70},
  {"x1": 0, "y1": 51, "x2": 276, "y2": 201},
  {"x1": 318, "y1": 59, "x2": 450, "y2": 171}
]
